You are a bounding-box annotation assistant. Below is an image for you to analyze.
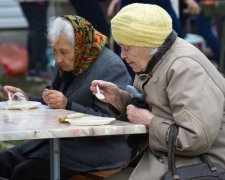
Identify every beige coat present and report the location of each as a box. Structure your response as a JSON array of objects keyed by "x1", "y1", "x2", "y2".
[{"x1": 119, "y1": 37, "x2": 225, "y2": 180}]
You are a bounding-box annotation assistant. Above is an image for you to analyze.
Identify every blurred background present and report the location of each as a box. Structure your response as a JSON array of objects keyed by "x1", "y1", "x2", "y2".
[
  {"x1": 0, "y1": 0, "x2": 110, "y2": 99},
  {"x1": 0, "y1": 0, "x2": 225, "y2": 150},
  {"x1": 0, "y1": 1, "x2": 71, "y2": 98}
]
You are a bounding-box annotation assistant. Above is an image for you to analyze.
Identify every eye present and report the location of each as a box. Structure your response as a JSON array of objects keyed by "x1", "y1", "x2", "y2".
[
  {"x1": 122, "y1": 46, "x2": 129, "y2": 52},
  {"x1": 53, "y1": 50, "x2": 57, "y2": 56},
  {"x1": 60, "y1": 49, "x2": 70, "y2": 57},
  {"x1": 60, "y1": 50, "x2": 66, "y2": 55}
]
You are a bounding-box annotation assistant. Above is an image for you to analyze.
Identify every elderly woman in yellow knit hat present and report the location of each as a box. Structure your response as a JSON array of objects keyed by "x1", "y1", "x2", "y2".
[{"x1": 91, "y1": 3, "x2": 225, "y2": 180}]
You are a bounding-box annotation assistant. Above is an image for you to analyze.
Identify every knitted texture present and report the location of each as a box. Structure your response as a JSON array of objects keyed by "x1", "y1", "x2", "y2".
[{"x1": 111, "y1": 3, "x2": 172, "y2": 48}]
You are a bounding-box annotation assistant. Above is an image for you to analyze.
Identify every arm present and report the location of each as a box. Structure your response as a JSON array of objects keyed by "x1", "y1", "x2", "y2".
[
  {"x1": 150, "y1": 59, "x2": 223, "y2": 156},
  {"x1": 183, "y1": 0, "x2": 201, "y2": 15},
  {"x1": 90, "y1": 48, "x2": 132, "y2": 117},
  {"x1": 75, "y1": 56, "x2": 132, "y2": 117}
]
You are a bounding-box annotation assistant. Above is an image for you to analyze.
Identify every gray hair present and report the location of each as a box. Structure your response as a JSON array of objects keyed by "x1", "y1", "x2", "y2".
[
  {"x1": 148, "y1": 47, "x2": 158, "y2": 57},
  {"x1": 47, "y1": 17, "x2": 75, "y2": 46}
]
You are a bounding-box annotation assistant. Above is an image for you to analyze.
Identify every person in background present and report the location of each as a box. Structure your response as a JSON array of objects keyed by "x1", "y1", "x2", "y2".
[
  {"x1": 19, "y1": 1, "x2": 50, "y2": 82},
  {"x1": 0, "y1": 15, "x2": 132, "y2": 180},
  {"x1": 107, "y1": 0, "x2": 183, "y2": 81},
  {"x1": 70, "y1": 0, "x2": 110, "y2": 38},
  {"x1": 91, "y1": 3, "x2": 225, "y2": 179},
  {"x1": 108, "y1": 0, "x2": 182, "y2": 37},
  {"x1": 180, "y1": 0, "x2": 221, "y2": 64}
]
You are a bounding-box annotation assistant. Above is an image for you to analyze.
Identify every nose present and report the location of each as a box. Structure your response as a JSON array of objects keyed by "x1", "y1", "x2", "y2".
[
  {"x1": 120, "y1": 49, "x2": 127, "y2": 59},
  {"x1": 55, "y1": 55, "x2": 64, "y2": 64}
]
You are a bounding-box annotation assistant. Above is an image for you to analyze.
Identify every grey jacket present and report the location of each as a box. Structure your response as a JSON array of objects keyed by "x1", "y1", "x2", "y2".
[{"x1": 19, "y1": 47, "x2": 133, "y2": 172}]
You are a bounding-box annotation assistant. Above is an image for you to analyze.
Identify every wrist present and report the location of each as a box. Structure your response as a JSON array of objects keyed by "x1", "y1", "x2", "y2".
[
  {"x1": 65, "y1": 99, "x2": 72, "y2": 110},
  {"x1": 146, "y1": 114, "x2": 154, "y2": 128}
]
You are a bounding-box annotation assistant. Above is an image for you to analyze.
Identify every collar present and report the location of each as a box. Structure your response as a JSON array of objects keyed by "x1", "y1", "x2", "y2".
[{"x1": 138, "y1": 30, "x2": 177, "y2": 77}]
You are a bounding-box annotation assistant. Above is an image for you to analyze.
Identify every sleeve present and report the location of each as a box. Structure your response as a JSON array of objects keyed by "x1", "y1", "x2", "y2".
[
  {"x1": 28, "y1": 93, "x2": 42, "y2": 102},
  {"x1": 102, "y1": 57, "x2": 132, "y2": 90},
  {"x1": 149, "y1": 59, "x2": 224, "y2": 156},
  {"x1": 108, "y1": 89, "x2": 133, "y2": 121},
  {"x1": 70, "y1": 54, "x2": 132, "y2": 117}
]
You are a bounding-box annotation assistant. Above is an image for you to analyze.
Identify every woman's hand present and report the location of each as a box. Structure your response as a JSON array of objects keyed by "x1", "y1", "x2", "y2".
[
  {"x1": 2, "y1": 85, "x2": 28, "y2": 101},
  {"x1": 126, "y1": 104, "x2": 154, "y2": 127},
  {"x1": 42, "y1": 89, "x2": 67, "y2": 109},
  {"x1": 90, "y1": 80, "x2": 123, "y2": 111},
  {"x1": 185, "y1": 0, "x2": 201, "y2": 15}
]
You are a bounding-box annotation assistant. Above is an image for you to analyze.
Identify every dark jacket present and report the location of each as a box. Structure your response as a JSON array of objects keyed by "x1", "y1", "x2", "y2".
[{"x1": 17, "y1": 47, "x2": 133, "y2": 171}]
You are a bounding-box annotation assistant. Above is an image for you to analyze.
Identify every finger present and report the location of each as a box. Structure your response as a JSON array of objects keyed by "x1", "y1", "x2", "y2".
[
  {"x1": 90, "y1": 84, "x2": 97, "y2": 94},
  {"x1": 50, "y1": 95, "x2": 65, "y2": 105},
  {"x1": 127, "y1": 104, "x2": 135, "y2": 110},
  {"x1": 3, "y1": 86, "x2": 14, "y2": 94},
  {"x1": 91, "y1": 80, "x2": 100, "y2": 86},
  {"x1": 126, "y1": 109, "x2": 129, "y2": 116},
  {"x1": 44, "y1": 94, "x2": 55, "y2": 104},
  {"x1": 94, "y1": 80, "x2": 110, "y2": 89},
  {"x1": 44, "y1": 90, "x2": 57, "y2": 98},
  {"x1": 49, "y1": 100, "x2": 63, "y2": 109},
  {"x1": 42, "y1": 89, "x2": 49, "y2": 97}
]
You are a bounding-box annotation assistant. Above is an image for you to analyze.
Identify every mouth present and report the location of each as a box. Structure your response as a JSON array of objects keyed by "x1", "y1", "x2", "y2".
[
  {"x1": 127, "y1": 62, "x2": 134, "y2": 67},
  {"x1": 125, "y1": 59, "x2": 131, "y2": 65},
  {"x1": 60, "y1": 65, "x2": 67, "y2": 71}
]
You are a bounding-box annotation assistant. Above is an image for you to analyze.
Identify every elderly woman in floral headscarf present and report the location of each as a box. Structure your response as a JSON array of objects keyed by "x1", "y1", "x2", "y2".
[{"x1": 0, "y1": 15, "x2": 132, "y2": 180}]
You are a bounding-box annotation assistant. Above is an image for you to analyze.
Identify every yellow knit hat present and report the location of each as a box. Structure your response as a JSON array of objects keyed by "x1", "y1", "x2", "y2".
[{"x1": 111, "y1": 3, "x2": 172, "y2": 48}]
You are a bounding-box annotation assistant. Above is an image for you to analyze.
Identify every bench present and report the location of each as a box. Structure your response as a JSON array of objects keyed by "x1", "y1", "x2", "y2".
[
  {"x1": 69, "y1": 167, "x2": 122, "y2": 180},
  {"x1": 69, "y1": 139, "x2": 148, "y2": 180}
]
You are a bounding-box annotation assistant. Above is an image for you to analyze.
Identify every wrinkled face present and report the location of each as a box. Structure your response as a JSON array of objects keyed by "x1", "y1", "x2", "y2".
[
  {"x1": 52, "y1": 35, "x2": 75, "y2": 72},
  {"x1": 119, "y1": 44, "x2": 155, "y2": 73}
]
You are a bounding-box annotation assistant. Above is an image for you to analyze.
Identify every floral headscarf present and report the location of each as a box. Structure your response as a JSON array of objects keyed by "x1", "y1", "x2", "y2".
[{"x1": 62, "y1": 15, "x2": 108, "y2": 76}]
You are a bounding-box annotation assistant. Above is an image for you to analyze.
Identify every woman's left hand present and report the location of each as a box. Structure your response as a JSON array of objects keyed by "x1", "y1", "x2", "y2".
[
  {"x1": 42, "y1": 89, "x2": 67, "y2": 109},
  {"x1": 126, "y1": 104, "x2": 154, "y2": 127}
]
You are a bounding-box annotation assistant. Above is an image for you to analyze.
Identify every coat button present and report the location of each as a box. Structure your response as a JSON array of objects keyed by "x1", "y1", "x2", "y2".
[
  {"x1": 158, "y1": 157, "x2": 164, "y2": 163},
  {"x1": 140, "y1": 76, "x2": 147, "y2": 81}
]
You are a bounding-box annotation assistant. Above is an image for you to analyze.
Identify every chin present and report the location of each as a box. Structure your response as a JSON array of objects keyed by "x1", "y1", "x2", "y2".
[
  {"x1": 132, "y1": 68, "x2": 140, "y2": 73},
  {"x1": 61, "y1": 67, "x2": 70, "y2": 72}
]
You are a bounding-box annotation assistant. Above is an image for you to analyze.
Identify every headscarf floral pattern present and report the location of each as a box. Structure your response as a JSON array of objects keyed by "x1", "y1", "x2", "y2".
[{"x1": 62, "y1": 15, "x2": 108, "y2": 76}]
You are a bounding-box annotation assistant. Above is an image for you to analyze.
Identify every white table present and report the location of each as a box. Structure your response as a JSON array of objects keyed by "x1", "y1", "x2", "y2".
[{"x1": 0, "y1": 105, "x2": 147, "y2": 180}]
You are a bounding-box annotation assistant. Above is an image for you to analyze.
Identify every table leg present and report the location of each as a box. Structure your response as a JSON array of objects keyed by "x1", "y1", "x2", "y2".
[{"x1": 50, "y1": 138, "x2": 60, "y2": 180}]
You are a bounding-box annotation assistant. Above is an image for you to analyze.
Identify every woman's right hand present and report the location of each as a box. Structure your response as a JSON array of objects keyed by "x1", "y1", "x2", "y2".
[
  {"x1": 185, "y1": 0, "x2": 201, "y2": 15},
  {"x1": 90, "y1": 80, "x2": 123, "y2": 111},
  {"x1": 2, "y1": 85, "x2": 28, "y2": 101}
]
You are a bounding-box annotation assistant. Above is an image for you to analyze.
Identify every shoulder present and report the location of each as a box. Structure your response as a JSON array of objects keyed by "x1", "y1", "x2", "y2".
[
  {"x1": 97, "y1": 47, "x2": 123, "y2": 65},
  {"x1": 93, "y1": 48, "x2": 131, "y2": 85},
  {"x1": 94, "y1": 47, "x2": 128, "y2": 72},
  {"x1": 165, "y1": 38, "x2": 210, "y2": 72}
]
